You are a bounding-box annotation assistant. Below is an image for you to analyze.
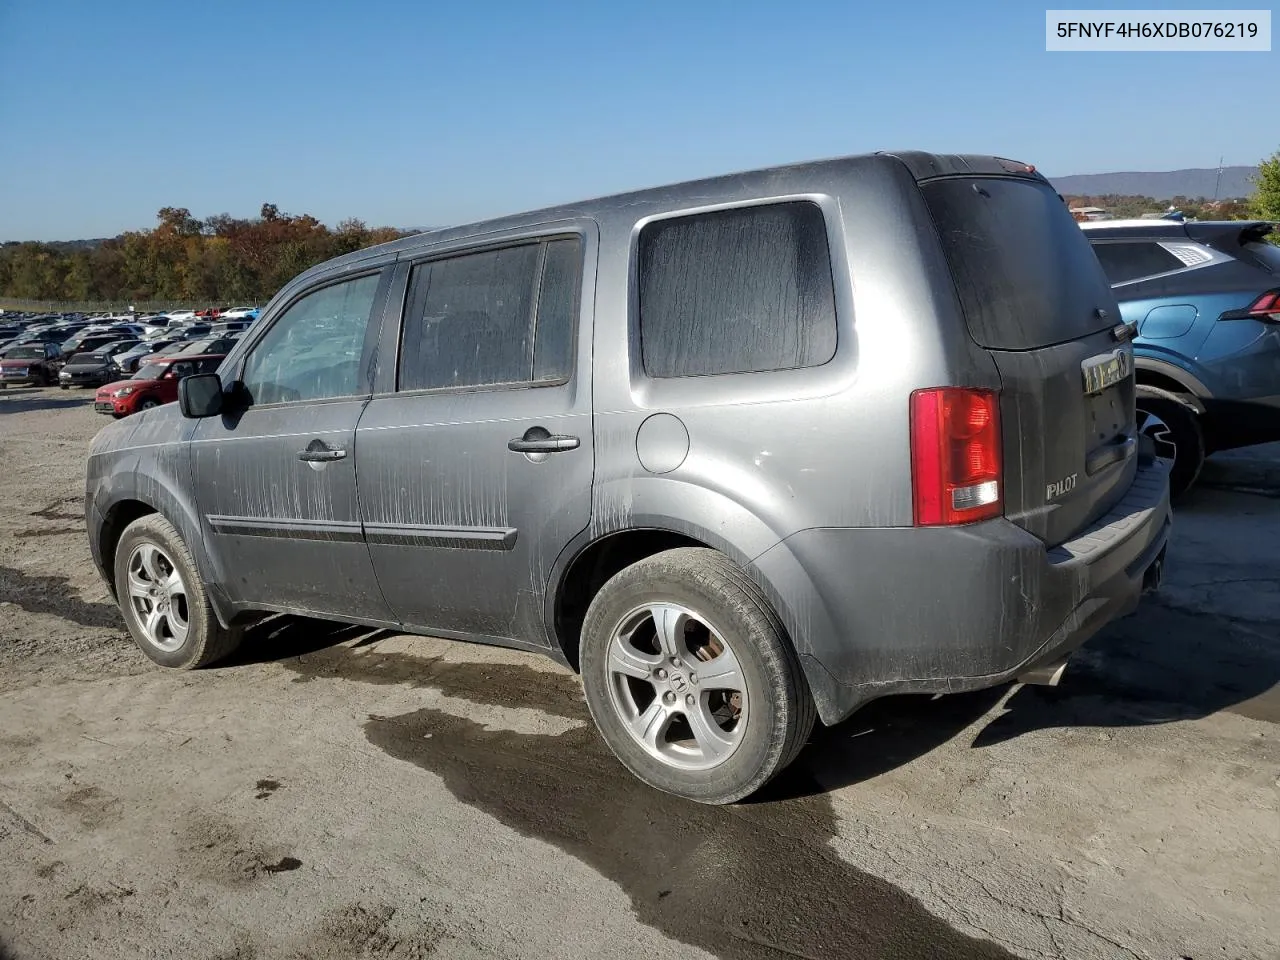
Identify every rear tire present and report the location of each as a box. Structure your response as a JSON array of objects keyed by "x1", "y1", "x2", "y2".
[
  {"x1": 113, "y1": 514, "x2": 243, "y2": 669},
  {"x1": 580, "y1": 547, "x2": 815, "y2": 804},
  {"x1": 1136, "y1": 384, "x2": 1204, "y2": 501}
]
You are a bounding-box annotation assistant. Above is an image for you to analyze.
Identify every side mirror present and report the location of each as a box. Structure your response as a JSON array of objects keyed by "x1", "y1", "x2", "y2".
[{"x1": 178, "y1": 373, "x2": 224, "y2": 418}]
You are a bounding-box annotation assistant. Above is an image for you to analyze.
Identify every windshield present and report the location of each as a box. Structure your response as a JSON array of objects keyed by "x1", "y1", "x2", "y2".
[
  {"x1": 6, "y1": 346, "x2": 44, "y2": 359},
  {"x1": 132, "y1": 362, "x2": 168, "y2": 380}
]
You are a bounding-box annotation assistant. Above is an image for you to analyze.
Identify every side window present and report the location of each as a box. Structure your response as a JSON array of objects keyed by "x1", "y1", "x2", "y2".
[
  {"x1": 399, "y1": 237, "x2": 582, "y2": 391},
  {"x1": 1091, "y1": 242, "x2": 1185, "y2": 284},
  {"x1": 240, "y1": 272, "x2": 382, "y2": 405},
  {"x1": 637, "y1": 201, "x2": 837, "y2": 378},
  {"x1": 533, "y1": 238, "x2": 581, "y2": 381}
]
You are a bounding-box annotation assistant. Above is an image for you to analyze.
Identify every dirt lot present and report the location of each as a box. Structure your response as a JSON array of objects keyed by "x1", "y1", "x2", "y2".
[{"x1": 1, "y1": 386, "x2": 1278, "y2": 960}]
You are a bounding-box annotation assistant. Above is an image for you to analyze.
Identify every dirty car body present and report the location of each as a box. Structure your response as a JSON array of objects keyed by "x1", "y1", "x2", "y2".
[{"x1": 85, "y1": 151, "x2": 1171, "y2": 802}]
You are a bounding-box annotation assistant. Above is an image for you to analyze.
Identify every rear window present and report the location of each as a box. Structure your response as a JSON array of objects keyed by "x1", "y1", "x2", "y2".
[{"x1": 921, "y1": 177, "x2": 1115, "y2": 350}]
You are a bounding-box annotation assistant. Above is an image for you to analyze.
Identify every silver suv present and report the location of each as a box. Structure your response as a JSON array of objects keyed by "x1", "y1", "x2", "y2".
[{"x1": 85, "y1": 152, "x2": 1171, "y2": 803}]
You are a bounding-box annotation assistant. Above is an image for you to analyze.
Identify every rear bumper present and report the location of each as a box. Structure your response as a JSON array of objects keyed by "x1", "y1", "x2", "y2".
[{"x1": 751, "y1": 457, "x2": 1172, "y2": 725}]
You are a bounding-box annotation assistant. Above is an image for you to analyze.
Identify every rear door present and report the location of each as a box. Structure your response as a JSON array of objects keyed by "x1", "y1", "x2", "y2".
[
  {"x1": 356, "y1": 230, "x2": 595, "y2": 645},
  {"x1": 921, "y1": 175, "x2": 1136, "y2": 546}
]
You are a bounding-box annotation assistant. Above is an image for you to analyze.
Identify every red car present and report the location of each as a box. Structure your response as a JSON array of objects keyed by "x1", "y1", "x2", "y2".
[{"x1": 95, "y1": 354, "x2": 225, "y2": 418}]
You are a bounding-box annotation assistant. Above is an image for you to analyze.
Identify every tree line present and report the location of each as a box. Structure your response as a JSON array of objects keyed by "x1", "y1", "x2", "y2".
[
  {"x1": 1064, "y1": 194, "x2": 1254, "y2": 221},
  {"x1": 0, "y1": 204, "x2": 412, "y2": 305}
]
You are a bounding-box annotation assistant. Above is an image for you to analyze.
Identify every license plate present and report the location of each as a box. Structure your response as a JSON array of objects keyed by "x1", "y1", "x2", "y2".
[
  {"x1": 94, "y1": 402, "x2": 115, "y2": 413},
  {"x1": 1081, "y1": 349, "x2": 1131, "y2": 396}
]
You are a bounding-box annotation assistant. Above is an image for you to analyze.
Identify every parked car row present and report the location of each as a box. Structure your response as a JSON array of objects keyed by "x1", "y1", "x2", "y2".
[
  {"x1": 0, "y1": 306, "x2": 259, "y2": 358},
  {"x1": 0, "y1": 309, "x2": 244, "y2": 419}
]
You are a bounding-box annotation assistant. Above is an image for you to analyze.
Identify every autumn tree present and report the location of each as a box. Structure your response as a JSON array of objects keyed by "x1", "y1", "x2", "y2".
[{"x1": 0, "y1": 204, "x2": 412, "y2": 304}]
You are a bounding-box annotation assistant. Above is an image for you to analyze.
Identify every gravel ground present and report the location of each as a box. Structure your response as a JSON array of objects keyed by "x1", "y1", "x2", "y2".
[{"x1": 1, "y1": 385, "x2": 1278, "y2": 960}]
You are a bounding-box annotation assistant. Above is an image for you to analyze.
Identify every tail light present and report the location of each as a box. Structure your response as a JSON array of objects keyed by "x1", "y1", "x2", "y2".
[
  {"x1": 910, "y1": 387, "x2": 1003, "y2": 526},
  {"x1": 1223, "y1": 289, "x2": 1280, "y2": 323}
]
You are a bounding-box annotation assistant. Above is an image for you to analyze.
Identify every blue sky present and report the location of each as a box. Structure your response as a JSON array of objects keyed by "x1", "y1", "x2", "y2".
[{"x1": 0, "y1": 0, "x2": 1275, "y2": 241}]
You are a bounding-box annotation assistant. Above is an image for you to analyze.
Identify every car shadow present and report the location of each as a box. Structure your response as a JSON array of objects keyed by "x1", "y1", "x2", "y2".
[
  {"x1": 222, "y1": 615, "x2": 396, "y2": 667},
  {"x1": 972, "y1": 597, "x2": 1280, "y2": 747},
  {"x1": 0, "y1": 389, "x2": 93, "y2": 413},
  {"x1": 757, "y1": 687, "x2": 1009, "y2": 803},
  {"x1": 763, "y1": 592, "x2": 1279, "y2": 800},
  {"x1": 228, "y1": 588, "x2": 1278, "y2": 803}
]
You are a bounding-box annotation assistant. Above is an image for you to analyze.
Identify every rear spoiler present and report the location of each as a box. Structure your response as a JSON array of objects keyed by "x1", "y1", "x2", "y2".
[
  {"x1": 880, "y1": 151, "x2": 1051, "y2": 185},
  {"x1": 1184, "y1": 220, "x2": 1275, "y2": 251}
]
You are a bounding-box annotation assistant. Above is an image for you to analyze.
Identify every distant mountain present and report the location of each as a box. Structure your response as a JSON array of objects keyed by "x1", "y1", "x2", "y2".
[{"x1": 1049, "y1": 167, "x2": 1257, "y2": 200}]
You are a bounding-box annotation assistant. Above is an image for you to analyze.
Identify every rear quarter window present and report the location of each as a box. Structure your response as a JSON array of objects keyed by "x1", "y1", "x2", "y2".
[
  {"x1": 922, "y1": 177, "x2": 1116, "y2": 350},
  {"x1": 637, "y1": 201, "x2": 837, "y2": 378},
  {"x1": 1090, "y1": 242, "x2": 1186, "y2": 284}
]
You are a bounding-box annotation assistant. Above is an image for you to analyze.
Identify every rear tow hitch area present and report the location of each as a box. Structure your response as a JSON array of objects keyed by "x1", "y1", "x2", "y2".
[{"x1": 1018, "y1": 658, "x2": 1069, "y2": 687}]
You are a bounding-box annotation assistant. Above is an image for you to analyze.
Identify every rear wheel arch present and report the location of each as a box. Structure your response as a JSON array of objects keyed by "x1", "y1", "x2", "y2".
[
  {"x1": 552, "y1": 528, "x2": 708, "y2": 670},
  {"x1": 1133, "y1": 359, "x2": 1209, "y2": 411}
]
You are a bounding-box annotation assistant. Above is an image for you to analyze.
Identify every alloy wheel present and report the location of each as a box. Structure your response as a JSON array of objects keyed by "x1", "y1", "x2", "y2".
[
  {"x1": 125, "y1": 542, "x2": 190, "y2": 652},
  {"x1": 1137, "y1": 408, "x2": 1178, "y2": 462},
  {"x1": 605, "y1": 602, "x2": 748, "y2": 771}
]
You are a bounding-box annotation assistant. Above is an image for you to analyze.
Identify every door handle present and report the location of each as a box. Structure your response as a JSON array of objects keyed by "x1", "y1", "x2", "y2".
[
  {"x1": 298, "y1": 446, "x2": 347, "y2": 462},
  {"x1": 507, "y1": 434, "x2": 580, "y2": 454}
]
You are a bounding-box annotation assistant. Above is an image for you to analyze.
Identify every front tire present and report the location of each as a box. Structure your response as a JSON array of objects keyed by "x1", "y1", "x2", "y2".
[
  {"x1": 580, "y1": 547, "x2": 815, "y2": 804},
  {"x1": 113, "y1": 514, "x2": 242, "y2": 668},
  {"x1": 1136, "y1": 384, "x2": 1204, "y2": 500}
]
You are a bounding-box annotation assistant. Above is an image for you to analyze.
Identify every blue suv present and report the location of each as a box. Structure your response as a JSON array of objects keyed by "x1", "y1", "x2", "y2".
[{"x1": 1082, "y1": 220, "x2": 1280, "y2": 497}]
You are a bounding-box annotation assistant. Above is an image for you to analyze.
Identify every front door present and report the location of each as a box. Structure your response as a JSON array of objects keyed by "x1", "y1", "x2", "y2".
[
  {"x1": 356, "y1": 233, "x2": 594, "y2": 644},
  {"x1": 190, "y1": 268, "x2": 395, "y2": 623}
]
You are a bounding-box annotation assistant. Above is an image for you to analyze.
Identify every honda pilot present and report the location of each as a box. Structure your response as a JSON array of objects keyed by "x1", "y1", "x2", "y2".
[{"x1": 85, "y1": 152, "x2": 1171, "y2": 803}]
